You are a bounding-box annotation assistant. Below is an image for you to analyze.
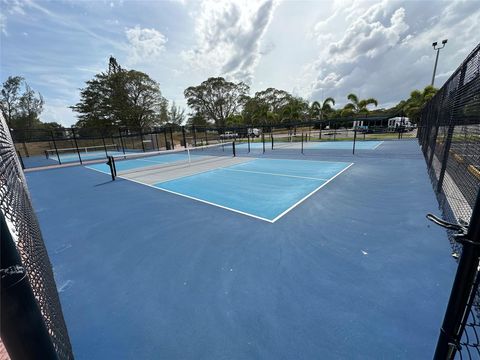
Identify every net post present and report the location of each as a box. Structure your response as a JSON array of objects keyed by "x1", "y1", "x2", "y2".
[
  {"x1": 233, "y1": 141, "x2": 236, "y2": 157},
  {"x1": 182, "y1": 126, "x2": 187, "y2": 148},
  {"x1": 50, "y1": 131, "x2": 61, "y2": 164},
  {"x1": 107, "y1": 156, "x2": 116, "y2": 181},
  {"x1": 169, "y1": 126, "x2": 174, "y2": 149},
  {"x1": 71, "y1": 127, "x2": 83, "y2": 164},
  {"x1": 353, "y1": 129, "x2": 357, "y2": 155}
]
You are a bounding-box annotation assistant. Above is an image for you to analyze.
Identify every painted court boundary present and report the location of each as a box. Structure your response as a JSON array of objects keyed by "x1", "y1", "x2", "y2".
[{"x1": 86, "y1": 160, "x2": 354, "y2": 223}]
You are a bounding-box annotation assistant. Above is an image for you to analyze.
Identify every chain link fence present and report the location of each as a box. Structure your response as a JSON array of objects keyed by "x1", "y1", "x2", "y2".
[
  {"x1": 0, "y1": 113, "x2": 74, "y2": 359},
  {"x1": 419, "y1": 43, "x2": 480, "y2": 359}
]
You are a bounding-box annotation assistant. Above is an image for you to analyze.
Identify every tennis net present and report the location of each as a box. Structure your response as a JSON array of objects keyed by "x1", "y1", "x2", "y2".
[
  {"x1": 108, "y1": 141, "x2": 235, "y2": 179},
  {"x1": 45, "y1": 144, "x2": 119, "y2": 159}
]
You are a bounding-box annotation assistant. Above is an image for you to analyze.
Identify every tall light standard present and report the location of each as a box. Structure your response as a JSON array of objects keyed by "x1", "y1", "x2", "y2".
[{"x1": 431, "y1": 39, "x2": 448, "y2": 86}]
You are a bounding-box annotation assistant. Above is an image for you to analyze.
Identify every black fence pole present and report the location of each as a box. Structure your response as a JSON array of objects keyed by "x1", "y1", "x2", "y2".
[
  {"x1": 16, "y1": 151, "x2": 25, "y2": 169},
  {"x1": 101, "y1": 135, "x2": 109, "y2": 157},
  {"x1": 0, "y1": 215, "x2": 58, "y2": 360},
  {"x1": 247, "y1": 133, "x2": 251, "y2": 153},
  {"x1": 71, "y1": 128, "x2": 82, "y2": 164},
  {"x1": 262, "y1": 133, "x2": 265, "y2": 154},
  {"x1": 434, "y1": 191, "x2": 480, "y2": 359},
  {"x1": 205, "y1": 128, "x2": 208, "y2": 145},
  {"x1": 140, "y1": 129, "x2": 146, "y2": 152},
  {"x1": 163, "y1": 128, "x2": 169, "y2": 150},
  {"x1": 170, "y1": 126, "x2": 174, "y2": 149},
  {"x1": 301, "y1": 133, "x2": 304, "y2": 154},
  {"x1": 353, "y1": 129, "x2": 357, "y2": 155},
  {"x1": 233, "y1": 141, "x2": 236, "y2": 157},
  {"x1": 50, "y1": 131, "x2": 61, "y2": 164},
  {"x1": 193, "y1": 126, "x2": 197, "y2": 147},
  {"x1": 119, "y1": 129, "x2": 126, "y2": 154},
  {"x1": 23, "y1": 142, "x2": 29, "y2": 157},
  {"x1": 182, "y1": 126, "x2": 187, "y2": 148},
  {"x1": 271, "y1": 133, "x2": 274, "y2": 150}
]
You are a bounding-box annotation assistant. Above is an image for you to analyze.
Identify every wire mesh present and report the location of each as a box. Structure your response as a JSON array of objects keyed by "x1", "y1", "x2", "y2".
[
  {"x1": 419, "y1": 43, "x2": 480, "y2": 359},
  {"x1": 0, "y1": 114, "x2": 73, "y2": 359}
]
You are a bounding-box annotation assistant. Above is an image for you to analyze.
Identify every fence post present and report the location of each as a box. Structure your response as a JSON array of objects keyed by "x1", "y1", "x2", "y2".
[
  {"x1": 433, "y1": 191, "x2": 480, "y2": 359},
  {"x1": 71, "y1": 127, "x2": 82, "y2": 164},
  {"x1": 193, "y1": 125, "x2": 197, "y2": 147},
  {"x1": 247, "y1": 133, "x2": 251, "y2": 153},
  {"x1": 101, "y1": 134, "x2": 109, "y2": 157},
  {"x1": 118, "y1": 128, "x2": 126, "y2": 154},
  {"x1": 50, "y1": 131, "x2": 61, "y2": 164},
  {"x1": 262, "y1": 132, "x2": 265, "y2": 154},
  {"x1": 182, "y1": 126, "x2": 186, "y2": 148},
  {"x1": 353, "y1": 129, "x2": 357, "y2": 155},
  {"x1": 169, "y1": 126, "x2": 174, "y2": 149}
]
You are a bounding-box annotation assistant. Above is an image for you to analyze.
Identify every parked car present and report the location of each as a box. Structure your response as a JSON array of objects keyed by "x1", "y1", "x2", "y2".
[
  {"x1": 248, "y1": 128, "x2": 261, "y2": 137},
  {"x1": 220, "y1": 131, "x2": 238, "y2": 139}
]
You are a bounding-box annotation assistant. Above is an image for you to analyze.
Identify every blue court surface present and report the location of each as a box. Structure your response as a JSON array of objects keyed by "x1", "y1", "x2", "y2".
[
  {"x1": 155, "y1": 159, "x2": 352, "y2": 222},
  {"x1": 25, "y1": 140, "x2": 456, "y2": 359}
]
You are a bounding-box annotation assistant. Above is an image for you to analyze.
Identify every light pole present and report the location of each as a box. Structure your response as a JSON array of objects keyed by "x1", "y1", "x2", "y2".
[{"x1": 431, "y1": 39, "x2": 448, "y2": 86}]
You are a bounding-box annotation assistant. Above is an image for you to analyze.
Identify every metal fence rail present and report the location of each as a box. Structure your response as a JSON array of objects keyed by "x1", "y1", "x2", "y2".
[
  {"x1": 0, "y1": 113, "x2": 74, "y2": 359},
  {"x1": 419, "y1": 43, "x2": 480, "y2": 359}
]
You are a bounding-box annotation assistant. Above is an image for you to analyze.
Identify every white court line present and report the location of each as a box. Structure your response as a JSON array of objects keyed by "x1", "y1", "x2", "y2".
[
  {"x1": 85, "y1": 166, "x2": 111, "y2": 175},
  {"x1": 270, "y1": 162, "x2": 354, "y2": 223},
  {"x1": 120, "y1": 175, "x2": 275, "y2": 223},
  {"x1": 372, "y1": 141, "x2": 384, "y2": 149},
  {"x1": 221, "y1": 168, "x2": 329, "y2": 181},
  {"x1": 85, "y1": 158, "x2": 354, "y2": 223}
]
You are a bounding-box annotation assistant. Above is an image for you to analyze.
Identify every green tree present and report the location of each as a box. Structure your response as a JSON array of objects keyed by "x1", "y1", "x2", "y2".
[
  {"x1": 0, "y1": 76, "x2": 44, "y2": 129},
  {"x1": 167, "y1": 101, "x2": 186, "y2": 125},
  {"x1": 184, "y1": 77, "x2": 249, "y2": 128},
  {"x1": 72, "y1": 57, "x2": 165, "y2": 129},
  {"x1": 402, "y1": 85, "x2": 437, "y2": 123},
  {"x1": 310, "y1": 97, "x2": 335, "y2": 120},
  {"x1": 341, "y1": 93, "x2": 378, "y2": 116}
]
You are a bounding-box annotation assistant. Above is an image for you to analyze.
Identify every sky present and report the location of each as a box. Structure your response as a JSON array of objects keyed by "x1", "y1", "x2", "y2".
[{"x1": 1, "y1": 0, "x2": 479, "y2": 126}]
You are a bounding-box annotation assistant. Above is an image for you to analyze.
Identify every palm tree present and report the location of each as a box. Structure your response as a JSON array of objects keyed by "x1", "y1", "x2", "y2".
[
  {"x1": 403, "y1": 85, "x2": 437, "y2": 123},
  {"x1": 310, "y1": 97, "x2": 335, "y2": 121},
  {"x1": 341, "y1": 93, "x2": 378, "y2": 116}
]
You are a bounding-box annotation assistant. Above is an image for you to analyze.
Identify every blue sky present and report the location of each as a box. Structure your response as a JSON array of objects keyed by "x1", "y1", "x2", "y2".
[{"x1": 1, "y1": 0, "x2": 479, "y2": 126}]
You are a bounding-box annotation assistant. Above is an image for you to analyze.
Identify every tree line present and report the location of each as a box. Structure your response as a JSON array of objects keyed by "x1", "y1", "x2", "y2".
[{"x1": 1, "y1": 56, "x2": 436, "y2": 131}]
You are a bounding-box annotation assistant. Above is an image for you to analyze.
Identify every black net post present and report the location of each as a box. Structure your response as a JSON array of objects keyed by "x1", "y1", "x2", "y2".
[
  {"x1": 71, "y1": 127, "x2": 82, "y2": 164},
  {"x1": 50, "y1": 131, "x2": 61, "y2": 164},
  {"x1": 433, "y1": 191, "x2": 480, "y2": 359},
  {"x1": 353, "y1": 129, "x2": 357, "y2": 155},
  {"x1": 169, "y1": 126, "x2": 174, "y2": 149}
]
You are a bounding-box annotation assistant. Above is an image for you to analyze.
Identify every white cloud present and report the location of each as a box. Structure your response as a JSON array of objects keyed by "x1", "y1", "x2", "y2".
[
  {"x1": 0, "y1": 13, "x2": 7, "y2": 35},
  {"x1": 125, "y1": 25, "x2": 168, "y2": 65},
  {"x1": 182, "y1": 0, "x2": 278, "y2": 84},
  {"x1": 304, "y1": 0, "x2": 480, "y2": 107}
]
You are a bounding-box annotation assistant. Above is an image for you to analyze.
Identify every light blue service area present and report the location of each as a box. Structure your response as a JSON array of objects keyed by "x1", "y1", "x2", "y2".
[{"x1": 155, "y1": 159, "x2": 351, "y2": 221}]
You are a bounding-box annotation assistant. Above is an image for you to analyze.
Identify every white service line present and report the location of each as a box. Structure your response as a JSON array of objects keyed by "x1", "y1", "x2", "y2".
[
  {"x1": 270, "y1": 162, "x2": 354, "y2": 223},
  {"x1": 221, "y1": 167, "x2": 329, "y2": 181}
]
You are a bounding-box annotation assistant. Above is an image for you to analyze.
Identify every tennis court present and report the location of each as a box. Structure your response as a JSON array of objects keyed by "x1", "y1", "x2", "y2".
[
  {"x1": 235, "y1": 139, "x2": 383, "y2": 151},
  {"x1": 46, "y1": 144, "x2": 128, "y2": 163}
]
